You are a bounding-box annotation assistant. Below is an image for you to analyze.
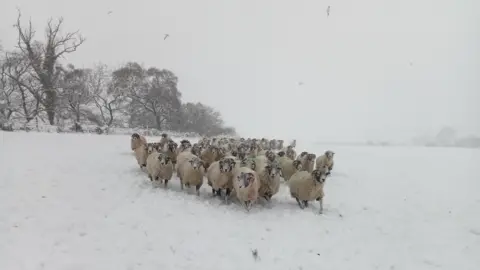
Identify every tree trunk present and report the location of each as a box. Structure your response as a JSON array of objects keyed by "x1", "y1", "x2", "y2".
[
  {"x1": 155, "y1": 115, "x2": 162, "y2": 130},
  {"x1": 45, "y1": 89, "x2": 56, "y2": 125}
]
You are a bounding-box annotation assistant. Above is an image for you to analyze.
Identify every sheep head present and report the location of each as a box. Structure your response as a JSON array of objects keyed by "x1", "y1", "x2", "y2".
[
  {"x1": 292, "y1": 160, "x2": 302, "y2": 171},
  {"x1": 219, "y1": 158, "x2": 236, "y2": 173},
  {"x1": 131, "y1": 133, "x2": 140, "y2": 140},
  {"x1": 237, "y1": 171, "x2": 255, "y2": 188},
  {"x1": 191, "y1": 143, "x2": 202, "y2": 156},
  {"x1": 312, "y1": 168, "x2": 328, "y2": 184},
  {"x1": 161, "y1": 133, "x2": 168, "y2": 138},
  {"x1": 306, "y1": 153, "x2": 316, "y2": 161},
  {"x1": 277, "y1": 151, "x2": 286, "y2": 157},
  {"x1": 325, "y1": 150, "x2": 335, "y2": 159},
  {"x1": 158, "y1": 153, "x2": 171, "y2": 165},
  {"x1": 265, "y1": 162, "x2": 282, "y2": 178},
  {"x1": 299, "y1": 151, "x2": 308, "y2": 158},
  {"x1": 265, "y1": 150, "x2": 276, "y2": 162},
  {"x1": 189, "y1": 158, "x2": 204, "y2": 170}
]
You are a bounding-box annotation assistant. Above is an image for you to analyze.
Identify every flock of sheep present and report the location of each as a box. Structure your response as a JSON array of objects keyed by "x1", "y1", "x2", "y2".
[{"x1": 130, "y1": 133, "x2": 335, "y2": 214}]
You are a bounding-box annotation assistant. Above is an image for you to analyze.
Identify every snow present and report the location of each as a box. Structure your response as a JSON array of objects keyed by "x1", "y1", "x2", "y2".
[{"x1": 1, "y1": 131, "x2": 479, "y2": 270}]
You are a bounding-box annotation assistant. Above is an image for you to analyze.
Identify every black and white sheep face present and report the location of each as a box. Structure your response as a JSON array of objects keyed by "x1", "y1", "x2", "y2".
[
  {"x1": 131, "y1": 133, "x2": 140, "y2": 140},
  {"x1": 219, "y1": 158, "x2": 236, "y2": 173},
  {"x1": 292, "y1": 160, "x2": 302, "y2": 170},
  {"x1": 191, "y1": 144, "x2": 201, "y2": 156},
  {"x1": 265, "y1": 150, "x2": 276, "y2": 162},
  {"x1": 265, "y1": 164, "x2": 282, "y2": 178},
  {"x1": 189, "y1": 158, "x2": 204, "y2": 170},
  {"x1": 158, "y1": 154, "x2": 171, "y2": 165},
  {"x1": 325, "y1": 151, "x2": 335, "y2": 159},
  {"x1": 277, "y1": 151, "x2": 286, "y2": 157},
  {"x1": 300, "y1": 151, "x2": 308, "y2": 158},
  {"x1": 167, "y1": 141, "x2": 178, "y2": 152},
  {"x1": 237, "y1": 171, "x2": 255, "y2": 188},
  {"x1": 161, "y1": 133, "x2": 168, "y2": 138},
  {"x1": 312, "y1": 169, "x2": 327, "y2": 184},
  {"x1": 306, "y1": 153, "x2": 316, "y2": 161}
]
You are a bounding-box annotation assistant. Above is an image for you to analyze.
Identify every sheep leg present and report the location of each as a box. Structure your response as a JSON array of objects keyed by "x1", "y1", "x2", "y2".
[
  {"x1": 224, "y1": 188, "x2": 231, "y2": 204},
  {"x1": 318, "y1": 198, "x2": 323, "y2": 214},
  {"x1": 295, "y1": 198, "x2": 305, "y2": 209},
  {"x1": 148, "y1": 174, "x2": 153, "y2": 181},
  {"x1": 244, "y1": 201, "x2": 252, "y2": 212},
  {"x1": 195, "y1": 184, "x2": 201, "y2": 196},
  {"x1": 164, "y1": 179, "x2": 169, "y2": 188},
  {"x1": 303, "y1": 200, "x2": 309, "y2": 208}
]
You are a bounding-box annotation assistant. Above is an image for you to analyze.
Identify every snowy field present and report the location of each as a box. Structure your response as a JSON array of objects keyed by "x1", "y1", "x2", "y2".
[{"x1": 1, "y1": 131, "x2": 479, "y2": 270}]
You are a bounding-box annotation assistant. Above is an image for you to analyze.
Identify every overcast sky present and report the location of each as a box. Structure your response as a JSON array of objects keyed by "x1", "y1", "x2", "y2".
[{"x1": 1, "y1": 0, "x2": 479, "y2": 142}]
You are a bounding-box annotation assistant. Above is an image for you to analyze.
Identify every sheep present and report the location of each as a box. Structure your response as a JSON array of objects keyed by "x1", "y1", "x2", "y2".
[
  {"x1": 147, "y1": 142, "x2": 161, "y2": 155},
  {"x1": 232, "y1": 167, "x2": 260, "y2": 211},
  {"x1": 176, "y1": 139, "x2": 192, "y2": 156},
  {"x1": 206, "y1": 157, "x2": 237, "y2": 200},
  {"x1": 146, "y1": 152, "x2": 174, "y2": 188},
  {"x1": 276, "y1": 140, "x2": 284, "y2": 150},
  {"x1": 286, "y1": 146, "x2": 297, "y2": 160},
  {"x1": 316, "y1": 150, "x2": 335, "y2": 172},
  {"x1": 158, "y1": 133, "x2": 170, "y2": 148},
  {"x1": 200, "y1": 145, "x2": 220, "y2": 170},
  {"x1": 255, "y1": 159, "x2": 282, "y2": 202},
  {"x1": 240, "y1": 157, "x2": 256, "y2": 171},
  {"x1": 299, "y1": 153, "x2": 316, "y2": 173},
  {"x1": 134, "y1": 144, "x2": 149, "y2": 169},
  {"x1": 278, "y1": 157, "x2": 303, "y2": 181},
  {"x1": 131, "y1": 133, "x2": 147, "y2": 151},
  {"x1": 288, "y1": 167, "x2": 329, "y2": 214},
  {"x1": 177, "y1": 155, "x2": 205, "y2": 195},
  {"x1": 162, "y1": 140, "x2": 178, "y2": 165},
  {"x1": 296, "y1": 151, "x2": 308, "y2": 160}
]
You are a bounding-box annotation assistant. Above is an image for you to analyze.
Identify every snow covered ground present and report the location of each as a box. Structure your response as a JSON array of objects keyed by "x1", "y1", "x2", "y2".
[{"x1": 1, "y1": 131, "x2": 479, "y2": 270}]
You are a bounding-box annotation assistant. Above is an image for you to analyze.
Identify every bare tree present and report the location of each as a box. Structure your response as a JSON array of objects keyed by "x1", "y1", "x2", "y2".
[
  {"x1": 13, "y1": 10, "x2": 85, "y2": 124},
  {"x1": 2, "y1": 52, "x2": 42, "y2": 124},
  {"x1": 57, "y1": 64, "x2": 93, "y2": 124},
  {"x1": 89, "y1": 63, "x2": 126, "y2": 127}
]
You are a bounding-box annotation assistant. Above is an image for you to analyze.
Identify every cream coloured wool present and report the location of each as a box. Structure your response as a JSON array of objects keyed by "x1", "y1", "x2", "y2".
[
  {"x1": 177, "y1": 156, "x2": 205, "y2": 196},
  {"x1": 232, "y1": 166, "x2": 260, "y2": 211},
  {"x1": 146, "y1": 152, "x2": 174, "y2": 188},
  {"x1": 288, "y1": 168, "x2": 329, "y2": 214}
]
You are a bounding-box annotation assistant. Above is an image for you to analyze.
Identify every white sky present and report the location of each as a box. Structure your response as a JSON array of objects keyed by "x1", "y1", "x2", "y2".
[{"x1": 1, "y1": 0, "x2": 479, "y2": 142}]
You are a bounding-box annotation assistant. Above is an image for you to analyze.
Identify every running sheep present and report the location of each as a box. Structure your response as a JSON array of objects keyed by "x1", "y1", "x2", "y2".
[
  {"x1": 316, "y1": 150, "x2": 335, "y2": 172},
  {"x1": 288, "y1": 167, "x2": 329, "y2": 214},
  {"x1": 177, "y1": 155, "x2": 205, "y2": 195},
  {"x1": 134, "y1": 144, "x2": 149, "y2": 169},
  {"x1": 255, "y1": 159, "x2": 282, "y2": 202},
  {"x1": 131, "y1": 133, "x2": 147, "y2": 151},
  {"x1": 278, "y1": 157, "x2": 303, "y2": 181},
  {"x1": 146, "y1": 152, "x2": 174, "y2": 188},
  {"x1": 206, "y1": 157, "x2": 237, "y2": 200},
  {"x1": 232, "y1": 167, "x2": 260, "y2": 211},
  {"x1": 299, "y1": 153, "x2": 316, "y2": 173}
]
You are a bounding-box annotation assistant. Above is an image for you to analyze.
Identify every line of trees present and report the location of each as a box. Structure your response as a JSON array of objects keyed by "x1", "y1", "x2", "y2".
[{"x1": 0, "y1": 11, "x2": 235, "y2": 136}]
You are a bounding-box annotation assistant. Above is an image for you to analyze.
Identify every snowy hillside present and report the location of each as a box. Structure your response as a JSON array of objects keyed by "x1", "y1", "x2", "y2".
[{"x1": 1, "y1": 131, "x2": 479, "y2": 270}]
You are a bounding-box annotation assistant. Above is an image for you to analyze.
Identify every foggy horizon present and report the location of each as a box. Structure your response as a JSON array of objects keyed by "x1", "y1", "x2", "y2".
[{"x1": 1, "y1": 0, "x2": 478, "y2": 142}]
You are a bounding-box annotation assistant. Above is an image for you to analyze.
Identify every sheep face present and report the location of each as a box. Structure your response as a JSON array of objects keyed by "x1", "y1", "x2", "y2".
[
  {"x1": 300, "y1": 151, "x2": 308, "y2": 158},
  {"x1": 306, "y1": 153, "x2": 316, "y2": 161},
  {"x1": 191, "y1": 144, "x2": 202, "y2": 156},
  {"x1": 158, "y1": 153, "x2": 171, "y2": 165},
  {"x1": 325, "y1": 150, "x2": 335, "y2": 159},
  {"x1": 292, "y1": 160, "x2": 302, "y2": 171},
  {"x1": 219, "y1": 158, "x2": 236, "y2": 173},
  {"x1": 312, "y1": 169, "x2": 327, "y2": 184},
  {"x1": 241, "y1": 158, "x2": 256, "y2": 171},
  {"x1": 161, "y1": 133, "x2": 168, "y2": 138},
  {"x1": 131, "y1": 133, "x2": 140, "y2": 140},
  {"x1": 238, "y1": 152, "x2": 246, "y2": 160},
  {"x1": 277, "y1": 151, "x2": 286, "y2": 157},
  {"x1": 189, "y1": 158, "x2": 204, "y2": 170},
  {"x1": 265, "y1": 150, "x2": 276, "y2": 162},
  {"x1": 167, "y1": 141, "x2": 178, "y2": 152},
  {"x1": 265, "y1": 163, "x2": 282, "y2": 178},
  {"x1": 237, "y1": 171, "x2": 255, "y2": 188}
]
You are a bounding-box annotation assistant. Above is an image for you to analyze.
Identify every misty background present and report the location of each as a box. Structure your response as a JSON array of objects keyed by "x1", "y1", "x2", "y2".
[{"x1": 0, "y1": 0, "x2": 479, "y2": 143}]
